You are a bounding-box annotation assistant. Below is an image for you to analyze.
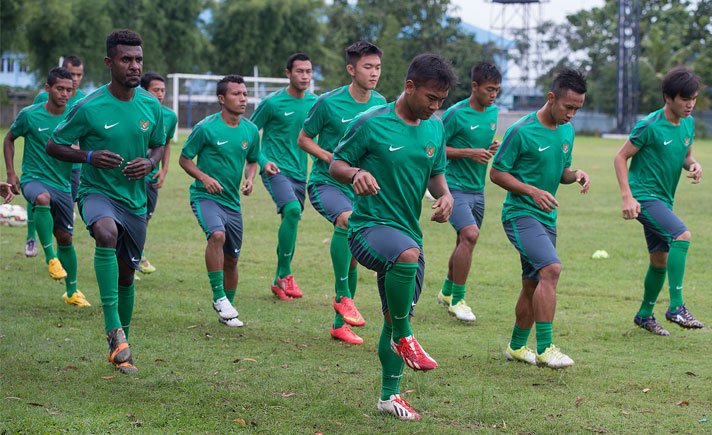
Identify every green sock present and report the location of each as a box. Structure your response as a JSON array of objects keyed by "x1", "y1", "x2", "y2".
[
  {"x1": 224, "y1": 289, "x2": 236, "y2": 304},
  {"x1": 348, "y1": 266, "x2": 358, "y2": 299},
  {"x1": 441, "y1": 277, "x2": 453, "y2": 296},
  {"x1": 331, "y1": 226, "x2": 351, "y2": 301},
  {"x1": 667, "y1": 240, "x2": 689, "y2": 311},
  {"x1": 208, "y1": 271, "x2": 225, "y2": 301},
  {"x1": 117, "y1": 283, "x2": 135, "y2": 340},
  {"x1": 509, "y1": 325, "x2": 531, "y2": 351},
  {"x1": 451, "y1": 284, "x2": 466, "y2": 305},
  {"x1": 638, "y1": 264, "x2": 666, "y2": 317},
  {"x1": 385, "y1": 262, "x2": 417, "y2": 340},
  {"x1": 276, "y1": 200, "x2": 300, "y2": 279},
  {"x1": 379, "y1": 320, "x2": 405, "y2": 401},
  {"x1": 333, "y1": 313, "x2": 345, "y2": 329},
  {"x1": 57, "y1": 244, "x2": 77, "y2": 297},
  {"x1": 26, "y1": 201, "x2": 35, "y2": 241},
  {"x1": 141, "y1": 250, "x2": 146, "y2": 259},
  {"x1": 34, "y1": 205, "x2": 57, "y2": 262},
  {"x1": 94, "y1": 247, "x2": 121, "y2": 334},
  {"x1": 535, "y1": 322, "x2": 553, "y2": 354}
]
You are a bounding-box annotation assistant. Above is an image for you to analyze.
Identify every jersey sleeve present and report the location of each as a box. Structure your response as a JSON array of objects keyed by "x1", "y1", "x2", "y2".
[
  {"x1": 565, "y1": 136, "x2": 573, "y2": 168},
  {"x1": 52, "y1": 104, "x2": 89, "y2": 146},
  {"x1": 629, "y1": 118, "x2": 651, "y2": 148},
  {"x1": 442, "y1": 110, "x2": 458, "y2": 144},
  {"x1": 250, "y1": 97, "x2": 272, "y2": 130},
  {"x1": 180, "y1": 124, "x2": 206, "y2": 160},
  {"x1": 302, "y1": 96, "x2": 327, "y2": 138},
  {"x1": 9, "y1": 108, "x2": 28, "y2": 137},
  {"x1": 149, "y1": 105, "x2": 166, "y2": 148},
  {"x1": 333, "y1": 120, "x2": 368, "y2": 167},
  {"x1": 165, "y1": 111, "x2": 178, "y2": 140},
  {"x1": 246, "y1": 127, "x2": 261, "y2": 164},
  {"x1": 492, "y1": 127, "x2": 521, "y2": 172},
  {"x1": 431, "y1": 123, "x2": 446, "y2": 176}
]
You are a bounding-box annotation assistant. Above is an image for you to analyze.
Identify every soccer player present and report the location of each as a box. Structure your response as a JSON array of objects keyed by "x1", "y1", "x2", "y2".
[
  {"x1": 46, "y1": 30, "x2": 166, "y2": 374},
  {"x1": 438, "y1": 61, "x2": 501, "y2": 322},
  {"x1": 180, "y1": 75, "x2": 278, "y2": 327},
  {"x1": 138, "y1": 71, "x2": 178, "y2": 274},
  {"x1": 490, "y1": 69, "x2": 589, "y2": 369},
  {"x1": 251, "y1": 53, "x2": 318, "y2": 300},
  {"x1": 298, "y1": 41, "x2": 386, "y2": 344},
  {"x1": 330, "y1": 53, "x2": 457, "y2": 421},
  {"x1": 614, "y1": 68, "x2": 703, "y2": 335},
  {"x1": 4, "y1": 67, "x2": 90, "y2": 306}
]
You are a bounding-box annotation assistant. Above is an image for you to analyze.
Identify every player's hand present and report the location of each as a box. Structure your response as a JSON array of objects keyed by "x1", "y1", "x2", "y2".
[
  {"x1": 530, "y1": 188, "x2": 558, "y2": 212},
  {"x1": 201, "y1": 175, "x2": 223, "y2": 194},
  {"x1": 469, "y1": 148, "x2": 493, "y2": 164},
  {"x1": 353, "y1": 170, "x2": 380, "y2": 196},
  {"x1": 241, "y1": 179, "x2": 254, "y2": 196},
  {"x1": 264, "y1": 161, "x2": 280, "y2": 176},
  {"x1": 488, "y1": 140, "x2": 501, "y2": 154},
  {"x1": 151, "y1": 168, "x2": 167, "y2": 188},
  {"x1": 621, "y1": 196, "x2": 640, "y2": 219},
  {"x1": 687, "y1": 162, "x2": 702, "y2": 184},
  {"x1": 430, "y1": 192, "x2": 453, "y2": 223},
  {"x1": 90, "y1": 150, "x2": 123, "y2": 170},
  {"x1": 6, "y1": 173, "x2": 20, "y2": 194},
  {"x1": 575, "y1": 169, "x2": 590, "y2": 193},
  {"x1": 0, "y1": 182, "x2": 14, "y2": 203},
  {"x1": 122, "y1": 157, "x2": 153, "y2": 180}
]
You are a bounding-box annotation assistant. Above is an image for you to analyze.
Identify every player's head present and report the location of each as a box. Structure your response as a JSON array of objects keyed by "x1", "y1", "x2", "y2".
[
  {"x1": 216, "y1": 74, "x2": 248, "y2": 116},
  {"x1": 403, "y1": 53, "x2": 458, "y2": 120},
  {"x1": 285, "y1": 53, "x2": 313, "y2": 92},
  {"x1": 471, "y1": 61, "x2": 501, "y2": 108},
  {"x1": 61, "y1": 55, "x2": 84, "y2": 89},
  {"x1": 105, "y1": 29, "x2": 143, "y2": 88},
  {"x1": 546, "y1": 68, "x2": 587, "y2": 125},
  {"x1": 662, "y1": 67, "x2": 699, "y2": 118},
  {"x1": 45, "y1": 67, "x2": 74, "y2": 108},
  {"x1": 345, "y1": 41, "x2": 382, "y2": 91},
  {"x1": 141, "y1": 72, "x2": 166, "y2": 104}
]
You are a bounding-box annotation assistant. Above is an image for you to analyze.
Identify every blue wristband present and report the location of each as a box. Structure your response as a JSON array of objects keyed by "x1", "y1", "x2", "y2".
[{"x1": 86, "y1": 151, "x2": 93, "y2": 164}]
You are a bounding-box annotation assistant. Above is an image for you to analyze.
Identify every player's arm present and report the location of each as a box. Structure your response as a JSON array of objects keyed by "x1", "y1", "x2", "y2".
[
  {"x1": 427, "y1": 173, "x2": 453, "y2": 222},
  {"x1": 122, "y1": 146, "x2": 164, "y2": 181},
  {"x1": 297, "y1": 129, "x2": 332, "y2": 163},
  {"x1": 241, "y1": 161, "x2": 258, "y2": 196},
  {"x1": 613, "y1": 139, "x2": 641, "y2": 219},
  {"x1": 178, "y1": 155, "x2": 223, "y2": 194},
  {"x1": 3, "y1": 130, "x2": 20, "y2": 194},
  {"x1": 560, "y1": 167, "x2": 590, "y2": 193},
  {"x1": 490, "y1": 167, "x2": 559, "y2": 212},
  {"x1": 152, "y1": 138, "x2": 171, "y2": 188},
  {"x1": 446, "y1": 146, "x2": 493, "y2": 164},
  {"x1": 684, "y1": 146, "x2": 702, "y2": 184},
  {"x1": 46, "y1": 137, "x2": 123, "y2": 169},
  {"x1": 330, "y1": 160, "x2": 380, "y2": 196}
]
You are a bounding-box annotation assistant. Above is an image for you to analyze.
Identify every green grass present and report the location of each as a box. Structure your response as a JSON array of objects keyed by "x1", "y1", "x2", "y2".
[{"x1": 1, "y1": 131, "x2": 711, "y2": 434}]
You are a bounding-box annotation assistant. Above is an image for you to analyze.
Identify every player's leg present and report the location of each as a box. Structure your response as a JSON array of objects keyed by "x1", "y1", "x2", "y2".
[
  {"x1": 51, "y1": 187, "x2": 88, "y2": 306},
  {"x1": 505, "y1": 277, "x2": 538, "y2": 364},
  {"x1": 25, "y1": 200, "x2": 37, "y2": 257},
  {"x1": 219, "y1": 207, "x2": 244, "y2": 327},
  {"x1": 139, "y1": 179, "x2": 158, "y2": 274},
  {"x1": 22, "y1": 182, "x2": 65, "y2": 279}
]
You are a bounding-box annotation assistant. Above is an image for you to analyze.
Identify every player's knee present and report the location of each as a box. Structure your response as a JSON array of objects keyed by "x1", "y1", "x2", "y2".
[
  {"x1": 208, "y1": 231, "x2": 226, "y2": 246},
  {"x1": 54, "y1": 229, "x2": 72, "y2": 246},
  {"x1": 458, "y1": 225, "x2": 479, "y2": 246},
  {"x1": 335, "y1": 211, "x2": 351, "y2": 228},
  {"x1": 282, "y1": 201, "x2": 301, "y2": 222},
  {"x1": 223, "y1": 255, "x2": 238, "y2": 268},
  {"x1": 539, "y1": 262, "x2": 561, "y2": 281},
  {"x1": 675, "y1": 231, "x2": 691, "y2": 242},
  {"x1": 35, "y1": 192, "x2": 51, "y2": 206},
  {"x1": 395, "y1": 247, "x2": 420, "y2": 263},
  {"x1": 92, "y1": 220, "x2": 118, "y2": 247}
]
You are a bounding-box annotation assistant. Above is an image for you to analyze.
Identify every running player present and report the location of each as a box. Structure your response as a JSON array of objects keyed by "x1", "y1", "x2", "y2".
[
  {"x1": 298, "y1": 41, "x2": 385, "y2": 344},
  {"x1": 330, "y1": 53, "x2": 457, "y2": 421},
  {"x1": 180, "y1": 75, "x2": 278, "y2": 327},
  {"x1": 4, "y1": 67, "x2": 89, "y2": 306},
  {"x1": 614, "y1": 67, "x2": 703, "y2": 335},
  {"x1": 438, "y1": 61, "x2": 501, "y2": 322},
  {"x1": 251, "y1": 53, "x2": 317, "y2": 300},
  {"x1": 490, "y1": 69, "x2": 589, "y2": 369},
  {"x1": 46, "y1": 29, "x2": 166, "y2": 374},
  {"x1": 138, "y1": 71, "x2": 178, "y2": 274}
]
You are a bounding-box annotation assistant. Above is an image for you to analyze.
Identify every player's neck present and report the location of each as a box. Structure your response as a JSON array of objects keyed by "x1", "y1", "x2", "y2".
[
  {"x1": 663, "y1": 104, "x2": 682, "y2": 125},
  {"x1": 536, "y1": 103, "x2": 557, "y2": 129},
  {"x1": 220, "y1": 109, "x2": 242, "y2": 127},
  {"x1": 348, "y1": 82, "x2": 371, "y2": 104},
  {"x1": 468, "y1": 95, "x2": 485, "y2": 112},
  {"x1": 285, "y1": 85, "x2": 306, "y2": 99},
  {"x1": 394, "y1": 96, "x2": 421, "y2": 126},
  {"x1": 43, "y1": 100, "x2": 65, "y2": 116},
  {"x1": 107, "y1": 82, "x2": 135, "y2": 102}
]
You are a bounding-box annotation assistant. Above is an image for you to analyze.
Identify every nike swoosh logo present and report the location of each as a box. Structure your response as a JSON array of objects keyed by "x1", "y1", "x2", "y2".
[
  {"x1": 217, "y1": 140, "x2": 228, "y2": 145},
  {"x1": 676, "y1": 285, "x2": 683, "y2": 290},
  {"x1": 393, "y1": 314, "x2": 408, "y2": 320},
  {"x1": 131, "y1": 257, "x2": 140, "y2": 262},
  {"x1": 341, "y1": 118, "x2": 354, "y2": 123},
  {"x1": 339, "y1": 276, "x2": 348, "y2": 281},
  {"x1": 389, "y1": 145, "x2": 405, "y2": 151},
  {"x1": 538, "y1": 146, "x2": 550, "y2": 152},
  {"x1": 104, "y1": 122, "x2": 119, "y2": 129},
  {"x1": 43, "y1": 244, "x2": 52, "y2": 249},
  {"x1": 284, "y1": 112, "x2": 295, "y2": 116},
  {"x1": 67, "y1": 225, "x2": 73, "y2": 229},
  {"x1": 664, "y1": 140, "x2": 672, "y2": 145},
  {"x1": 38, "y1": 127, "x2": 49, "y2": 132},
  {"x1": 470, "y1": 125, "x2": 479, "y2": 130}
]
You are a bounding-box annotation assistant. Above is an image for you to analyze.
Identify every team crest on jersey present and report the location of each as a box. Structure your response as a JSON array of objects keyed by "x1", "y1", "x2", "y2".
[
  {"x1": 241, "y1": 141, "x2": 248, "y2": 150},
  {"x1": 490, "y1": 123, "x2": 496, "y2": 131},
  {"x1": 684, "y1": 138, "x2": 690, "y2": 146},
  {"x1": 140, "y1": 120, "x2": 150, "y2": 131},
  {"x1": 562, "y1": 143, "x2": 570, "y2": 153},
  {"x1": 425, "y1": 143, "x2": 436, "y2": 158}
]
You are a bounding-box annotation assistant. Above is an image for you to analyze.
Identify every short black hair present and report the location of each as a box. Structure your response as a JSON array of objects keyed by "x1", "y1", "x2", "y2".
[
  {"x1": 551, "y1": 69, "x2": 587, "y2": 98},
  {"x1": 406, "y1": 53, "x2": 458, "y2": 90},
  {"x1": 216, "y1": 74, "x2": 245, "y2": 97},
  {"x1": 140, "y1": 71, "x2": 165, "y2": 90},
  {"x1": 471, "y1": 61, "x2": 501, "y2": 85},
  {"x1": 62, "y1": 55, "x2": 82, "y2": 68},
  {"x1": 286, "y1": 53, "x2": 311, "y2": 72},
  {"x1": 345, "y1": 41, "x2": 382, "y2": 67},
  {"x1": 106, "y1": 29, "x2": 143, "y2": 59},
  {"x1": 47, "y1": 66, "x2": 73, "y2": 86},
  {"x1": 662, "y1": 67, "x2": 700, "y2": 100}
]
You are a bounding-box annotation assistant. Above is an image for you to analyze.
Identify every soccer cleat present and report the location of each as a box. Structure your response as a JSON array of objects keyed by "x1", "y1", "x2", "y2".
[
  {"x1": 25, "y1": 238, "x2": 37, "y2": 257},
  {"x1": 448, "y1": 300, "x2": 476, "y2": 322},
  {"x1": 633, "y1": 314, "x2": 670, "y2": 336},
  {"x1": 282, "y1": 275, "x2": 303, "y2": 298},
  {"x1": 106, "y1": 327, "x2": 132, "y2": 365},
  {"x1": 48, "y1": 258, "x2": 67, "y2": 280},
  {"x1": 138, "y1": 256, "x2": 156, "y2": 274},
  {"x1": 390, "y1": 335, "x2": 438, "y2": 371},
  {"x1": 218, "y1": 315, "x2": 244, "y2": 327},
  {"x1": 333, "y1": 296, "x2": 365, "y2": 326},
  {"x1": 114, "y1": 358, "x2": 138, "y2": 375},
  {"x1": 665, "y1": 304, "x2": 704, "y2": 329},
  {"x1": 212, "y1": 296, "x2": 238, "y2": 320},
  {"x1": 437, "y1": 290, "x2": 452, "y2": 307},
  {"x1": 63, "y1": 290, "x2": 91, "y2": 307},
  {"x1": 330, "y1": 324, "x2": 364, "y2": 344},
  {"x1": 377, "y1": 394, "x2": 421, "y2": 421},
  {"x1": 271, "y1": 277, "x2": 294, "y2": 300},
  {"x1": 505, "y1": 344, "x2": 537, "y2": 365},
  {"x1": 536, "y1": 344, "x2": 574, "y2": 369}
]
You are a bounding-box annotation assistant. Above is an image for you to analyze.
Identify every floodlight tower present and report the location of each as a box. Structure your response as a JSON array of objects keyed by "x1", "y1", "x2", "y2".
[{"x1": 616, "y1": 0, "x2": 640, "y2": 133}]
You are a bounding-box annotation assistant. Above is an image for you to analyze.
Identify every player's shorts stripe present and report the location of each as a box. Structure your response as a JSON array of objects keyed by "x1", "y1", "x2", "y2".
[
  {"x1": 640, "y1": 206, "x2": 672, "y2": 241},
  {"x1": 511, "y1": 219, "x2": 533, "y2": 266}
]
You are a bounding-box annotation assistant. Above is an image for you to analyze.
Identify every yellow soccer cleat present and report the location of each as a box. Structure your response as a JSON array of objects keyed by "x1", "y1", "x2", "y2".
[
  {"x1": 63, "y1": 290, "x2": 91, "y2": 307},
  {"x1": 139, "y1": 256, "x2": 156, "y2": 274},
  {"x1": 48, "y1": 258, "x2": 67, "y2": 280},
  {"x1": 437, "y1": 290, "x2": 452, "y2": 307},
  {"x1": 505, "y1": 344, "x2": 537, "y2": 365}
]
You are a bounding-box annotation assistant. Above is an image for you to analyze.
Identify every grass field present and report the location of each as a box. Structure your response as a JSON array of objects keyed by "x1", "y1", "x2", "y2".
[{"x1": 1, "y1": 131, "x2": 711, "y2": 434}]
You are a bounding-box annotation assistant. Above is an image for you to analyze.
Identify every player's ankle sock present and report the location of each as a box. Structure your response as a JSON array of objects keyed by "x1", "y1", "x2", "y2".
[
  {"x1": 34, "y1": 205, "x2": 57, "y2": 262},
  {"x1": 117, "y1": 283, "x2": 135, "y2": 340},
  {"x1": 451, "y1": 283, "x2": 466, "y2": 305},
  {"x1": 441, "y1": 277, "x2": 453, "y2": 296},
  {"x1": 348, "y1": 266, "x2": 358, "y2": 299},
  {"x1": 384, "y1": 262, "x2": 417, "y2": 340},
  {"x1": 208, "y1": 271, "x2": 226, "y2": 301},
  {"x1": 94, "y1": 247, "x2": 121, "y2": 333},
  {"x1": 224, "y1": 289, "x2": 236, "y2": 304},
  {"x1": 509, "y1": 325, "x2": 531, "y2": 351},
  {"x1": 277, "y1": 200, "x2": 301, "y2": 278},
  {"x1": 57, "y1": 244, "x2": 78, "y2": 297},
  {"x1": 667, "y1": 240, "x2": 689, "y2": 310},
  {"x1": 535, "y1": 322, "x2": 553, "y2": 354},
  {"x1": 331, "y1": 226, "x2": 351, "y2": 302},
  {"x1": 379, "y1": 320, "x2": 405, "y2": 401},
  {"x1": 141, "y1": 250, "x2": 146, "y2": 259},
  {"x1": 638, "y1": 264, "x2": 666, "y2": 317},
  {"x1": 26, "y1": 201, "x2": 35, "y2": 240},
  {"x1": 333, "y1": 313, "x2": 345, "y2": 329}
]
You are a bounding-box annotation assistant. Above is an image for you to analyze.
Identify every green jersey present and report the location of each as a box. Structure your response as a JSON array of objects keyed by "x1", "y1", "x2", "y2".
[
  {"x1": 333, "y1": 102, "x2": 446, "y2": 245},
  {"x1": 52, "y1": 85, "x2": 166, "y2": 214},
  {"x1": 10, "y1": 103, "x2": 72, "y2": 192},
  {"x1": 35, "y1": 89, "x2": 87, "y2": 171},
  {"x1": 181, "y1": 113, "x2": 261, "y2": 212},
  {"x1": 146, "y1": 106, "x2": 178, "y2": 181},
  {"x1": 303, "y1": 85, "x2": 386, "y2": 193},
  {"x1": 442, "y1": 100, "x2": 498, "y2": 191},
  {"x1": 250, "y1": 88, "x2": 317, "y2": 181},
  {"x1": 492, "y1": 112, "x2": 574, "y2": 227},
  {"x1": 628, "y1": 108, "x2": 695, "y2": 207}
]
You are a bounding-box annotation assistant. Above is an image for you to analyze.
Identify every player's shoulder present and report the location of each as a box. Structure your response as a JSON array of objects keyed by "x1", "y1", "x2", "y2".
[
  {"x1": 16, "y1": 102, "x2": 45, "y2": 119},
  {"x1": 370, "y1": 90, "x2": 387, "y2": 103},
  {"x1": 504, "y1": 112, "x2": 538, "y2": 139},
  {"x1": 240, "y1": 116, "x2": 259, "y2": 133},
  {"x1": 635, "y1": 108, "x2": 664, "y2": 130},
  {"x1": 315, "y1": 85, "x2": 349, "y2": 104},
  {"x1": 258, "y1": 88, "x2": 286, "y2": 105},
  {"x1": 192, "y1": 112, "x2": 221, "y2": 133},
  {"x1": 136, "y1": 88, "x2": 162, "y2": 107},
  {"x1": 162, "y1": 105, "x2": 177, "y2": 119},
  {"x1": 442, "y1": 99, "x2": 470, "y2": 124}
]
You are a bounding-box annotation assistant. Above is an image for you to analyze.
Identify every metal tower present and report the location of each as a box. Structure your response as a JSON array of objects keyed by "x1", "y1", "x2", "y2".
[{"x1": 616, "y1": 0, "x2": 640, "y2": 133}]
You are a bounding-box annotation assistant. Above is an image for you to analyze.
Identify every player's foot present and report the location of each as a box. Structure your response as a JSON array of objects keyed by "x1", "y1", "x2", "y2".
[
  {"x1": 536, "y1": 344, "x2": 574, "y2": 369},
  {"x1": 48, "y1": 257, "x2": 67, "y2": 280},
  {"x1": 63, "y1": 290, "x2": 91, "y2": 307},
  {"x1": 212, "y1": 296, "x2": 238, "y2": 320},
  {"x1": 106, "y1": 327, "x2": 131, "y2": 365},
  {"x1": 282, "y1": 275, "x2": 303, "y2": 298},
  {"x1": 505, "y1": 344, "x2": 537, "y2": 365},
  {"x1": 25, "y1": 238, "x2": 37, "y2": 257},
  {"x1": 114, "y1": 358, "x2": 138, "y2": 375},
  {"x1": 377, "y1": 394, "x2": 421, "y2": 421},
  {"x1": 218, "y1": 315, "x2": 244, "y2": 327},
  {"x1": 390, "y1": 335, "x2": 438, "y2": 371},
  {"x1": 666, "y1": 304, "x2": 704, "y2": 329},
  {"x1": 271, "y1": 277, "x2": 294, "y2": 300},
  {"x1": 437, "y1": 290, "x2": 452, "y2": 307},
  {"x1": 633, "y1": 314, "x2": 670, "y2": 336},
  {"x1": 330, "y1": 324, "x2": 363, "y2": 344},
  {"x1": 333, "y1": 296, "x2": 365, "y2": 326},
  {"x1": 138, "y1": 256, "x2": 156, "y2": 274},
  {"x1": 448, "y1": 300, "x2": 476, "y2": 322}
]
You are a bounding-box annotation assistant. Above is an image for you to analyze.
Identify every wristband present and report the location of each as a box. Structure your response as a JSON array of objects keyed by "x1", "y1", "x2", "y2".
[
  {"x1": 351, "y1": 168, "x2": 363, "y2": 184},
  {"x1": 86, "y1": 151, "x2": 93, "y2": 164}
]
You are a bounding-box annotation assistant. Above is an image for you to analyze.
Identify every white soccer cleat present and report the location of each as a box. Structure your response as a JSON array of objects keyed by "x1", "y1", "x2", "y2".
[
  {"x1": 536, "y1": 344, "x2": 574, "y2": 369},
  {"x1": 448, "y1": 300, "x2": 476, "y2": 322},
  {"x1": 377, "y1": 394, "x2": 421, "y2": 421},
  {"x1": 219, "y1": 316, "x2": 244, "y2": 327},
  {"x1": 212, "y1": 296, "x2": 238, "y2": 320}
]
